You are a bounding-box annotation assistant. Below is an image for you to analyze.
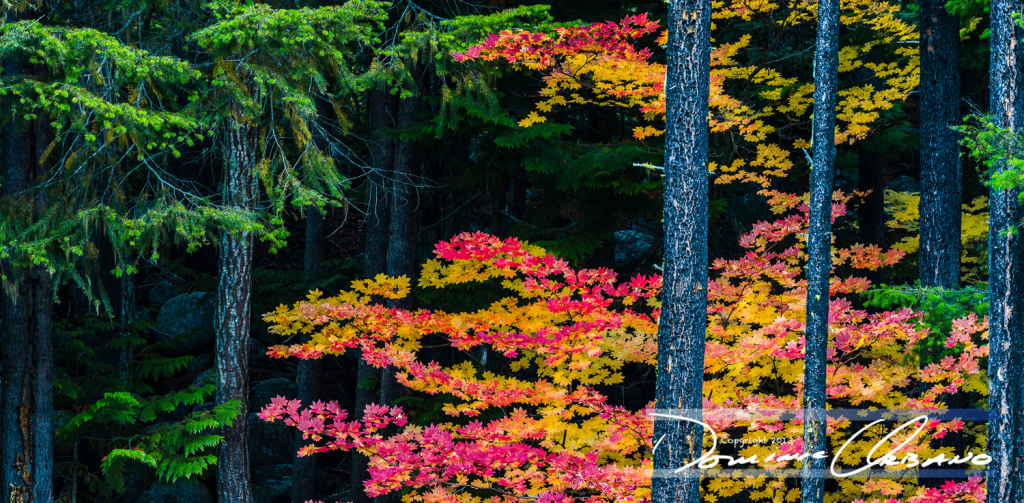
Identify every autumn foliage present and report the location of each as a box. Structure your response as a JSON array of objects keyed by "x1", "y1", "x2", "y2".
[
  {"x1": 454, "y1": 2, "x2": 918, "y2": 188},
  {"x1": 260, "y1": 191, "x2": 988, "y2": 503}
]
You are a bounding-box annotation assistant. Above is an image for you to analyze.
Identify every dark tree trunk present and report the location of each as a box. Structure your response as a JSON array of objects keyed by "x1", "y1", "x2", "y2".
[
  {"x1": 293, "y1": 207, "x2": 324, "y2": 503},
  {"x1": 802, "y1": 0, "x2": 839, "y2": 500},
  {"x1": 918, "y1": 0, "x2": 962, "y2": 288},
  {"x1": 857, "y1": 151, "x2": 886, "y2": 286},
  {"x1": 216, "y1": 120, "x2": 256, "y2": 503},
  {"x1": 987, "y1": 0, "x2": 1024, "y2": 499},
  {"x1": 650, "y1": 1, "x2": 711, "y2": 503},
  {"x1": 375, "y1": 94, "x2": 422, "y2": 503},
  {"x1": 364, "y1": 89, "x2": 396, "y2": 281},
  {"x1": 857, "y1": 152, "x2": 886, "y2": 248},
  {"x1": 386, "y1": 94, "x2": 423, "y2": 313},
  {"x1": 2, "y1": 40, "x2": 54, "y2": 502},
  {"x1": 352, "y1": 88, "x2": 396, "y2": 503}
]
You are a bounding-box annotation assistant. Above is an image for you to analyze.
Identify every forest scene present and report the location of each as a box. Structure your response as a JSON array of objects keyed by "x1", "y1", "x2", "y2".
[{"x1": 0, "y1": 0, "x2": 1020, "y2": 502}]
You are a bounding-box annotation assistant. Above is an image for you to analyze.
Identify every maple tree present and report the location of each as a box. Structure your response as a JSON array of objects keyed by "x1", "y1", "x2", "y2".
[
  {"x1": 259, "y1": 190, "x2": 989, "y2": 503},
  {"x1": 453, "y1": 2, "x2": 919, "y2": 188}
]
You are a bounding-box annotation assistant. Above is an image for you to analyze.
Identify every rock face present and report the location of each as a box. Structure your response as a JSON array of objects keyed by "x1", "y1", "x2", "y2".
[
  {"x1": 250, "y1": 378, "x2": 298, "y2": 413},
  {"x1": 148, "y1": 280, "x2": 177, "y2": 307},
  {"x1": 614, "y1": 230, "x2": 656, "y2": 270},
  {"x1": 136, "y1": 480, "x2": 213, "y2": 503},
  {"x1": 155, "y1": 292, "x2": 216, "y2": 356},
  {"x1": 248, "y1": 412, "x2": 294, "y2": 468}
]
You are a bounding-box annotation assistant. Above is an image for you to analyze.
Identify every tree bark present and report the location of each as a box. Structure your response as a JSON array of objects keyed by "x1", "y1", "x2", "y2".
[
  {"x1": 293, "y1": 207, "x2": 324, "y2": 503},
  {"x1": 918, "y1": 0, "x2": 962, "y2": 288},
  {"x1": 987, "y1": 0, "x2": 1024, "y2": 500},
  {"x1": 650, "y1": 1, "x2": 711, "y2": 503},
  {"x1": 216, "y1": 119, "x2": 256, "y2": 503},
  {"x1": 352, "y1": 88, "x2": 396, "y2": 503},
  {"x1": 1, "y1": 37, "x2": 54, "y2": 502},
  {"x1": 374, "y1": 94, "x2": 422, "y2": 503},
  {"x1": 802, "y1": 0, "x2": 839, "y2": 500}
]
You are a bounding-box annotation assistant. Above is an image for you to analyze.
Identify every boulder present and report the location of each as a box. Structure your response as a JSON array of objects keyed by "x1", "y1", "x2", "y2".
[
  {"x1": 253, "y1": 465, "x2": 293, "y2": 503},
  {"x1": 248, "y1": 413, "x2": 294, "y2": 468},
  {"x1": 886, "y1": 175, "x2": 920, "y2": 194},
  {"x1": 136, "y1": 480, "x2": 213, "y2": 503},
  {"x1": 147, "y1": 280, "x2": 177, "y2": 307},
  {"x1": 155, "y1": 292, "x2": 215, "y2": 356},
  {"x1": 250, "y1": 338, "x2": 277, "y2": 369},
  {"x1": 250, "y1": 378, "x2": 298, "y2": 413},
  {"x1": 185, "y1": 351, "x2": 214, "y2": 375},
  {"x1": 614, "y1": 230, "x2": 655, "y2": 270}
]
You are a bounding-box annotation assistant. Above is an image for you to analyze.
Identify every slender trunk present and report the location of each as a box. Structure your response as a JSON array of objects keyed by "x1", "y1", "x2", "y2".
[
  {"x1": 802, "y1": 0, "x2": 839, "y2": 500},
  {"x1": 987, "y1": 0, "x2": 1024, "y2": 499},
  {"x1": 918, "y1": 0, "x2": 961, "y2": 288},
  {"x1": 216, "y1": 119, "x2": 256, "y2": 503},
  {"x1": 650, "y1": 1, "x2": 711, "y2": 503},
  {"x1": 490, "y1": 170, "x2": 509, "y2": 237},
  {"x1": 293, "y1": 207, "x2": 324, "y2": 503},
  {"x1": 352, "y1": 88, "x2": 396, "y2": 503},
  {"x1": 118, "y1": 269, "x2": 136, "y2": 380}
]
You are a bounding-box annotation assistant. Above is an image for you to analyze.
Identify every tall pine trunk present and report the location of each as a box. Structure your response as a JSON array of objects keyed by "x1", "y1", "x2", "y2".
[
  {"x1": 650, "y1": 1, "x2": 711, "y2": 502},
  {"x1": 293, "y1": 207, "x2": 324, "y2": 503},
  {"x1": 352, "y1": 88, "x2": 396, "y2": 503},
  {"x1": 802, "y1": 0, "x2": 839, "y2": 499},
  {"x1": 380, "y1": 94, "x2": 421, "y2": 399},
  {"x1": 986, "y1": 0, "x2": 1024, "y2": 499},
  {"x1": 375, "y1": 93, "x2": 422, "y2": 503},
  {"x1": 2, "y1": 35, "x2": 54, "y2": 503},
  {"x1": 216, "y1": 119, "x2": 256, "y2": 503},
  {"x1": 918, "y1": 0, "x2": 962, "y2": 288}
]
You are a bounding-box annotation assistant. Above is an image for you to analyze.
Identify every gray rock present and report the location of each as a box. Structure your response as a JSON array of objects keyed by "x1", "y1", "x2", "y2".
[
  {"x1": 186, "y1": 351, "x2": 214, "y2": 375},
  {"x1": 250, "y1": 338, "x2": 277, "y2": 369},
  {"x1": 148, "y1": 280, "x2": 177, "y2": 307},
  {"x1": 190, "y1": 369, "x2": 214, "y2": 389},
  {"x1": 254, "y1": 464, "x2": 293, "y2": 503},
  {"x1": 248, "y1": 412, "x2": 294, "y2": 468},
  {"x1": 155, "y1": 292, "x2": 215, "y2": 356},
  {"x1": 136, "y1": 480, "x2": 213, "y2": 503},
  {"x1": 250, "y1": 378, "x2": 298, "y2": 413},
  {"x1": 614, "y1": 230, "x2": 656, "y2": 270},
  {"x1": 886, "y1": 175, "x2": 920, "y2": 194}
]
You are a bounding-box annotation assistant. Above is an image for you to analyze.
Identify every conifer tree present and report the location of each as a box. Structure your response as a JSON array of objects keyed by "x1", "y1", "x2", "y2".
[
  {"x1": 986, "y1": 0, "x2": 1024, "y2": 499},
  {"x1": 918, "y1": 0, "x2": 962, "y2": 288},
  {"x1": 651, "y1": 1, "x2": 711, "y2": 502},
  {"x1": 803, "y1": 0, "x2": 840, "y2": 499}
]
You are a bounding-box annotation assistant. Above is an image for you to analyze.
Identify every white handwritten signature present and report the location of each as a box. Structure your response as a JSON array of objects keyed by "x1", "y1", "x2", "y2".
[{"x1": 649, "y1": 413, "x2": 991, "y2": 476}]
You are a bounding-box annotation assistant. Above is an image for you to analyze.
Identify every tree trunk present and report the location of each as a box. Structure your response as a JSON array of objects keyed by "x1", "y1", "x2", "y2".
[
  {"x1": 364, "y1": 89, "x2": 396, "y2": 281},
  {"x1": 918, "y1": 0, "x2": 961, "y2": 288},
  {"x1": 1, "y1": 40, "x2": 54, "y2": 502},
  {"x1": 987, "y1": 0, "x2": 1024, "y2": 500},
  {"x1": 375, "y1": 94, "x2": 422, "y2": 503},
  {"x1": 293, "y1": 207, "x2": 324, "y2": 503},
  {"x1": 857, "y1": 150, "x2": 886, "y2": 286},
  {"x1": 650, "y1": 1, "x2": 711, "y2": 503},
  {"x1": 216, "y1": 119, "x2": 256, "y2": 503},
  {"x1": 802, "y1": 0, "x2": 839, "y2": 500},
  {"x1": 352, "y1": 88, "x2": 396, "y2": 503}
]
